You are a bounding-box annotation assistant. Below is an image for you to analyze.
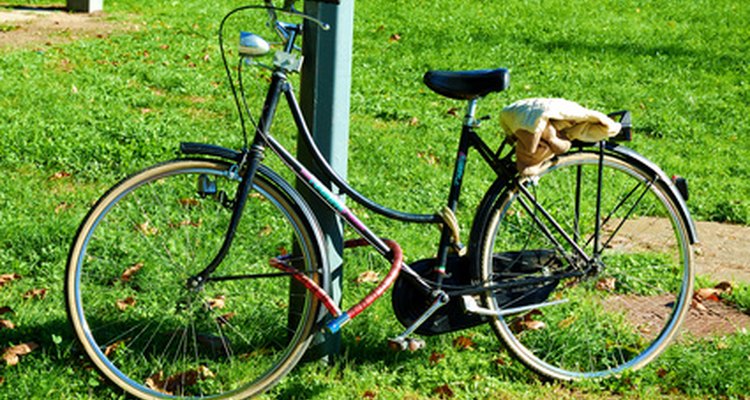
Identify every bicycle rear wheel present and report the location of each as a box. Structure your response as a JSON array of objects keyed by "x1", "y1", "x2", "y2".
[
  {"x1": 66, "y1": 159, "x2": 325, "y2": 399},
  {"x1": 473, "y1": 148, "x2": 694, "y2": 380}
]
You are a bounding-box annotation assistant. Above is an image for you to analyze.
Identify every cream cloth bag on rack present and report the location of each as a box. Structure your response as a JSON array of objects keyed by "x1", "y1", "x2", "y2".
[{"x1": 500, "y1": 98, "x2": 621, "y2": 176}]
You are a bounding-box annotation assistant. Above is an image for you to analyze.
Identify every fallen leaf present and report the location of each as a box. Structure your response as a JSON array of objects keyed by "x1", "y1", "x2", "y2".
[
  {"x1": 0, "y1": 376, "x2": 4, "y2": 385},
  {"x1": 71, "y1": 84, "x2": 78, "y2": 94},
  {"x1": 259, "y1": 225, "x2": 273, "y2": 236},
  {"x1": 0, "y1": 274, "x2": 21, "y2": 287},
  {"x1": 363, "y1": 390, "x2": 377, "y2": 399},
  {"x1": 55, "y1": 202, "x2": 73, "y2": 214},
  {"x1": 216, "y1": 312, "x2": 236, "y2": 326},
  {"x1": 120, "y1": 263, "x2": 144, "y2": 282},
  {"x1": 557, "y1": 315, "x2": 577, "y2": 329},
  {"x1": 135, "y1": 221, "x2": 158, "y2": 236},
  {"x1": 452, "y1": 335, "x2": 474, "y2": 350},
  {"x1": 207, "y1": 295, "x2": 226, "y2": 310},
  {"x1": 417, "y1": 151, "x2": 439, "y2": 165},
  {"x1": 0, "y1": 307, "x2": 13, "y2": 315},
  {"x1": 714, "y1": 281, "x2": 733, "y2": 294},
  {"x1": 0, "y1": 320, "x2": 15, "y2": 330},
  {"x1": 690, "y1": 295, "x2": 708, "y2": 312},
  {"x1": 2, "y1": 342, "x2": 38, "y2": 366},
  {"x1": 160, "y1": 44, "x2": 169, "y2": 50},
  {"x1": 104, "y1": 340, "x2": 125, "y2": 357},
  {"x1": 595, "y1": 277, "x2": 616, "y2": 292},
  {"x1": 147, "y1": 366, "x2": 214, "y2": 394},
  {"x1": 355, "y1": 271, "x2": 380, "y2": 284},
  {"x1": 432, "y1": 384, "x2": 454, "y2": 399},
  {"x1": 179, "y1": 198, "x2": 200, "y2": 207},
  {"x1": 116, "y1": 296, "x2": 136, "y2": 311},
  {"x1": 22, "y1": 288, "x2": 47, "y2": 300},
  {"x1": 429, "y1": 351, "x2": 445, "y2": 365},
  {"x1": 512, "y1": 311, "x2": 547, "y2": 332},
  {"x1": 446, "y1": 107, "x2": 459, "y2": 117},
  {"x1": 408, "y1": 117, "x2": 419, "y2": 126},
  {"x1": 657, "y1": 368, "x2": 668, "y2": 378},
  {"x1": 203, "y1": 54, "x2": 210, "y2": 62},
  {"x1": 388, "y1": 33, "x2": 401, "y2": 42}
]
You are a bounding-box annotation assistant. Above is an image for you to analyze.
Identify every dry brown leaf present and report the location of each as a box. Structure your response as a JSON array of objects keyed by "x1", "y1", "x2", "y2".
[
  {"x1": 116, "y1": 296, "x2": 136, "y2": 311},
  {"x1": 0, "y1": 376, "x2": 4, "y2": 385},
  {"x1": 452, "y1": 335, "x2": 475, "y2": 350},
  {"x1": 714, "y1": 281, "x2": 733, "y2": 294},
  {"x1": 429, "y1": 351, "x2": 445, "y2": 365},
  {"x1": 216, "y1": 312, "x2": 236, "y2": 326},
  {"x1": 3, "y1": 342, "x2": 38, "y2": 366},
  {"x1": 178, "y1": 198, "x2": 200, "y2": 207},
  {"x1": 691, "y1": 295, "x2": 708, "y2": 312},
  {"x1": 104, "y1": 340, "x2": 125, "y2": 357},
  {"x1": 22, "y1": 288, "x2": 47, "y2": 300},
  {"x1": 147, "y1": 366, "x2": 214, "y2": 394},
  {"x1": 49, "y1": 171, "x2": 71, "y2": 180},
  {"x1": 512, "y1": 310, "x2": 547, "y2": 332},
  {"x1": 0, "y1": 320, "x2": 15, "y2": 330},
  {"x1": 0, "y1": 306, "x2": 13, "y2": 315},
  {"x1": 135, "y1": 221, "x2": 158, "y2": 236},
  {"x1": 121, "y1": 263, "x2": 144, "y2": 282},
  {"x1": 595, "y1": 277, "x2": 616, "y2": 292},
  {"x1": 0, "y1": 274, "x2": 21, "y2": 287},
  {"x1": 557, "y1": 315, "x2": 577, "y2": 329},
  {"x1": 363, "y1": 390, "x2": 377, "y2": 399},
  {"x1": 207, "y1": 295, "x2": 226, "y2": 310},
  {"x1": 696, "y1": 288, "x2": 721, "y2": 302},
  {"x1": 446, "y1": 107, "x2": 459, "y2": 117},
  {"x1": 259, "y1": 225, "x2": 273, "y2": 236},
  {"x1": 432, "y1": 384, "x2": 454, "y2": 399},
  {"x1": 55, "y1": 202, "x2": 74, "y2": 214},
  {"x1": 355, "y1": 270, "x2": 380, "y2": 284},
  {"x1": 523, "y1": 320, "x2": 547, "y2": 331},
  {"x1": 388, "y1": 33, "x2": 401, "y2": 42},
  {"x1": 408, "y1": 117, "x2": 420, "y2": 126}
]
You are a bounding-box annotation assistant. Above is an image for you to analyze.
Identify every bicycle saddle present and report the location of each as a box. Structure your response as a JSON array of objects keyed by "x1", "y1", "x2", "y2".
[{"x1": 423, "y1": 68, "x2": 510, "y2": 100}]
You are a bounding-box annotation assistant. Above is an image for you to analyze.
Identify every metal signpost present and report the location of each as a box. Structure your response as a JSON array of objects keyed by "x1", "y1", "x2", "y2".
[{"x1": 297, "y1": 0, "x2": 353, "y2": 359}]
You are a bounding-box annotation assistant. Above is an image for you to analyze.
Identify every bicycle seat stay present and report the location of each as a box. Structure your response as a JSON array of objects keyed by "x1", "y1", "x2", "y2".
[{"x1": 423, "y1": 68, "x2": 510, "y2": 100}]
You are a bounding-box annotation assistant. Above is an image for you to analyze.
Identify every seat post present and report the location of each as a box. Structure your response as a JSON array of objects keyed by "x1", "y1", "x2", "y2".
[{"x1": 464, "y1": 98, "x2": 479, "y2": 127}]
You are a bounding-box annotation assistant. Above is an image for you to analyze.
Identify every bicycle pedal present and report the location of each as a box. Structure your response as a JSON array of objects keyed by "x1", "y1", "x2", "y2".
[{"x1": 387, "y1": 337, "x2": 425, "y2": 352}]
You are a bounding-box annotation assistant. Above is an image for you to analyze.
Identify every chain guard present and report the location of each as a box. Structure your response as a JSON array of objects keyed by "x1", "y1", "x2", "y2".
[
  {"x1": 392, "y1": 255, "x2": 485, "y2": 336},
  {"x1": 392, "y1": 250, "x2": 561, "y2": 336}
]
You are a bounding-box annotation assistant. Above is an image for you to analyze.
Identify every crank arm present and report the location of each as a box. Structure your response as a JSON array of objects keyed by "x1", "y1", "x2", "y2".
[{"x1": 390, "y1": 291, "x2": 449, "y2": 344}]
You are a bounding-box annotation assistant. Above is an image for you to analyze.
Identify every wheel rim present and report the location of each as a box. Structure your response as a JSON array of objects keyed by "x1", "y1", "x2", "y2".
[
  {"x1": 67, "y1": 161, "x2": 319, "y2": 398},
  {"x1": 481, "y1": 152, "x2": 693, "y2": 380}
]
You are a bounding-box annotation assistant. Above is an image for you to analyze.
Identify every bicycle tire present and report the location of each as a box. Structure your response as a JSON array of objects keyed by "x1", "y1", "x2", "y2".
[
  {"x1": 65, "y1": 159, "x2": 326, "y2": 399},
  {"x1": 471, "y1": 148, "x2": 694, "y2": 380}
]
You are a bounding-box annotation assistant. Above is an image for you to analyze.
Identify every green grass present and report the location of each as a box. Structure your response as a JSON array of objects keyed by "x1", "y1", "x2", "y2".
[{"x1": 1, "y1": 0, "x2": 749, "y2": 398}]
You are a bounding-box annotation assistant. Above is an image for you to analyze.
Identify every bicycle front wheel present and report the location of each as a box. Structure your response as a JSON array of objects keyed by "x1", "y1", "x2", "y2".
[
  {"x1": 473, "y1": 148, "x2": 694, "y2": 380},
  {"x1": 66, "y1": 159, "x2": 325, "y2": 399}
]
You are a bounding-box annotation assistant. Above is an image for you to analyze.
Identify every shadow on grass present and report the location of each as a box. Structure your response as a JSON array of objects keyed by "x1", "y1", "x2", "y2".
[{"x1": 517, "y1": 35, "x2": 744, "y2": 69}]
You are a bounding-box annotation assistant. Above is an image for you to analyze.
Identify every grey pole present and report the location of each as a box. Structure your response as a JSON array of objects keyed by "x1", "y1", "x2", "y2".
[
  {"x1": 66, "y1": 0, "x2": 102, "y2": 13},
  {"x1": 297, "y1": 0, "x2": 354, "y2": 359}
]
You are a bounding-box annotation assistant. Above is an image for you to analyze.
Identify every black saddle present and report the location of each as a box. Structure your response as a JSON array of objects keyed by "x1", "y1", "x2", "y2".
[{"x1": 423, "y1": 68, "x2": 510, "y2": 100}]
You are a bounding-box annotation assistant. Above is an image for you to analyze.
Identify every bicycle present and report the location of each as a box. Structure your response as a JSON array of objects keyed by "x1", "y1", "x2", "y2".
[{"x1": 64, "y1": 2, "x2": 697, "y2": 399}]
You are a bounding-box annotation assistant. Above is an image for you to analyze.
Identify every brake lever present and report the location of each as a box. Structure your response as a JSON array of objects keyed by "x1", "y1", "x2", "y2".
[{"x1": 264, "y1": 0, "x2": 330, "y2": 32}]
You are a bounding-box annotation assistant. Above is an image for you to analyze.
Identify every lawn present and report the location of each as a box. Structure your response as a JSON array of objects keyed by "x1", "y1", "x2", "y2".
[{"x1": 1, "y1": 0, "x2": 749, "y2": 399}]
